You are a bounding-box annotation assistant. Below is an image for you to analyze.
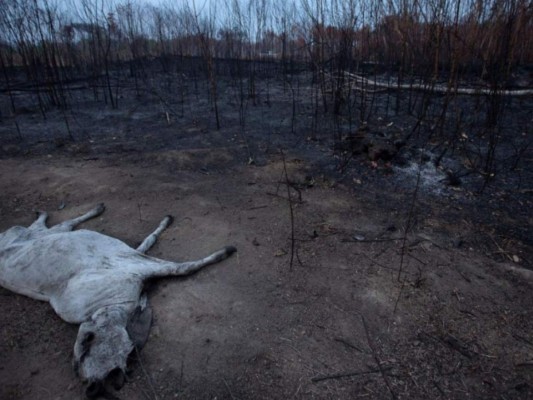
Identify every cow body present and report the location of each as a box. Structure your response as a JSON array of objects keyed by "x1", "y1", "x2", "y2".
[{"x1": 0, "y1": 204, "x2": 236, "y2": 397}]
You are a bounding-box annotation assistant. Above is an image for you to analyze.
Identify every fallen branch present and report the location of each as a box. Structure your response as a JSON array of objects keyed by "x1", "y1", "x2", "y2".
[
  {"x1": 311, "y1": 366, "x2": 392, "y2": 383},
  {"x1": 515, "y1": 362, "x2": 533, "y2": 369},
  {"x1": 341, "y1": 237, "x2": 402, "y2": 243},
  {"x1": 512, "y1": 333, "x2": 533, "y2": 348},
  {"x1": 342, "y1": 71, "x2": 533, "y2": 97},
  {"x1": 440, "y1": 334, "x2": 477, "y2": 359}
]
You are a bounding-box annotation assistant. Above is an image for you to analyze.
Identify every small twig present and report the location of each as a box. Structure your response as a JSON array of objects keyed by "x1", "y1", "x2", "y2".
[
  {"x1": 512, "y1": 333, "x2": 533, "y2": 348},
  {"x1": 334, "y1": 337, "x2": 365, "y2": 352},
  {"x1": 215, "y1": 196, "x2": 226, "y2": 210},
  {"x1": 459, "y1": 309, "x2": 476, "y2": 318},
  {"x1": 295, "y1": 247, "x2": 305, "y2": 268},
  {"x1": 247, "y1": 205, "x2": 268, "y2": 210},
  {"x1": 440, "y1": 334, "x2": 476, "y2": 359},
  {"x1": 292, "y1": 381, "x2": 302, "y2": 398},
  {"x1": 179, "y1": 359, "x2": 184, "y2": 387},
  {"x1": 488, "y1": 234, "x2": 514, "y2": 262},
  {"x1": 280, "y1": 148, "x2": 296, "y2": 270},
  {"x1": 433, "y1": 379, "x2": 445, "y2": 395},
  {"x1": 515, "y1": 362, "x2": 533, "y2": 368},
  {"x1": 394, "y1": 167, "x2": 422, "y2": 314},
  {"x1": 361, "y1": 316, "x2": 397, "y2": 400},
  {"x1": 405, "y1": 252, "x2": 427, "y2": 266},
  {"x1": 134, "y1": 347, "x2": 159, "y2": 400},
  {"x1": 417, "y1": 331, "x2": 438, "y2": 343},
  {"x1": 222, "y1": 378, "x2": 237, "y2": 400},
  {"x1": 311, "y1": 366, "x2": 392, "y2": 383},
  {"x1": 393, "y1": 278, "x2": 407, "y2": 314},
  {"x1": 398, "y1": 165, "x2": 422, "y2": 281},
  {"x1": 265, "y1": 192, "x2": 304, "y2": 204},
  {"x1": 137, "y1": 202, "x2": 143, "y2": 222},
  {"x1": 453, "y1": 265, "x2": 472, "y2": 283}
]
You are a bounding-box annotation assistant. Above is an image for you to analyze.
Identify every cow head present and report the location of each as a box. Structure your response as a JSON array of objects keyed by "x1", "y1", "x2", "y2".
[{"x1": 73, "y1": 303, "x2": 152, "y2": 398}]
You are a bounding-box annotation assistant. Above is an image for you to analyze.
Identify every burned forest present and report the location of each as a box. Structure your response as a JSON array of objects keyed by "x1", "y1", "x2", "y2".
[{"x1": 1, "y1": 1, "x2": 532, "y2": 399}]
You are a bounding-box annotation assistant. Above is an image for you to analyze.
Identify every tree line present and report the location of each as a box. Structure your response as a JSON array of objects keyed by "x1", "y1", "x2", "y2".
[{"x1": 1, "y1": 1, "x2": 531, "y2": 97}]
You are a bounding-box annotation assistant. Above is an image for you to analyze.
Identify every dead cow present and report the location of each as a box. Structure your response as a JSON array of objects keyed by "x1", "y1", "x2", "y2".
[{"x1": 0, "y1": 204, "x2": 236, "y2": 397}]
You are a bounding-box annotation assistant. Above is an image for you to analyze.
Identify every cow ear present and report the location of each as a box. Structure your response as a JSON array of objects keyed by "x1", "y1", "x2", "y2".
[
  {"x1": 80, "y1": 331, "x2": 95, "y2": 356},
  {"x1": 126, "y1": 304, "x2": 153, "y2": 350}
]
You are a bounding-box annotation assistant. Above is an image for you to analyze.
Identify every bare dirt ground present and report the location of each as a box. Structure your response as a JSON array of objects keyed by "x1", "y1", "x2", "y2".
[
  {"x1": 0, "y1": 70, "x2": 532, "y2": 399},
  {"x1": 0, "y1": 150, "x2": 532, "y2": 400}
]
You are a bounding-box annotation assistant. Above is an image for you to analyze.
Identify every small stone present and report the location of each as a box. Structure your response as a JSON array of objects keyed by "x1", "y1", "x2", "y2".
[
  {"x1": 274, "y1": 249, "x2": 287, "y2": 257},
  {"x1": 453, "y1": 239, "x2": 464, "y2": 248}
]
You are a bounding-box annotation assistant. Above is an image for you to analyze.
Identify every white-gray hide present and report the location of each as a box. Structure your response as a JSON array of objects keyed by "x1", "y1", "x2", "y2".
[{"x1": 0, "y1": 204, "x2": 236, "y2": 397}]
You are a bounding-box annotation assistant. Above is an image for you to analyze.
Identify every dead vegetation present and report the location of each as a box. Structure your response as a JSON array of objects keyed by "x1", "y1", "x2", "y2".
[{"x1": 0, "y1": 1, "x2": 532, "y2": 399}]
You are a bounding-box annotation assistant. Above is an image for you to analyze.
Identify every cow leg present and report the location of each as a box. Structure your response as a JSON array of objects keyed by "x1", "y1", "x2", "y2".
[
  {"x1": 50, "y1": 203, "x2": 105, "y2": 233},
  {"x1": 136, "y1": 216, "x2": 173, "y2": 254},
  {"x1": 29, "y1": 211, "x2": 49, "y2": 230},
  {"x1": 138, "y1": 246, "x2": 237, "y2": 279}
]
